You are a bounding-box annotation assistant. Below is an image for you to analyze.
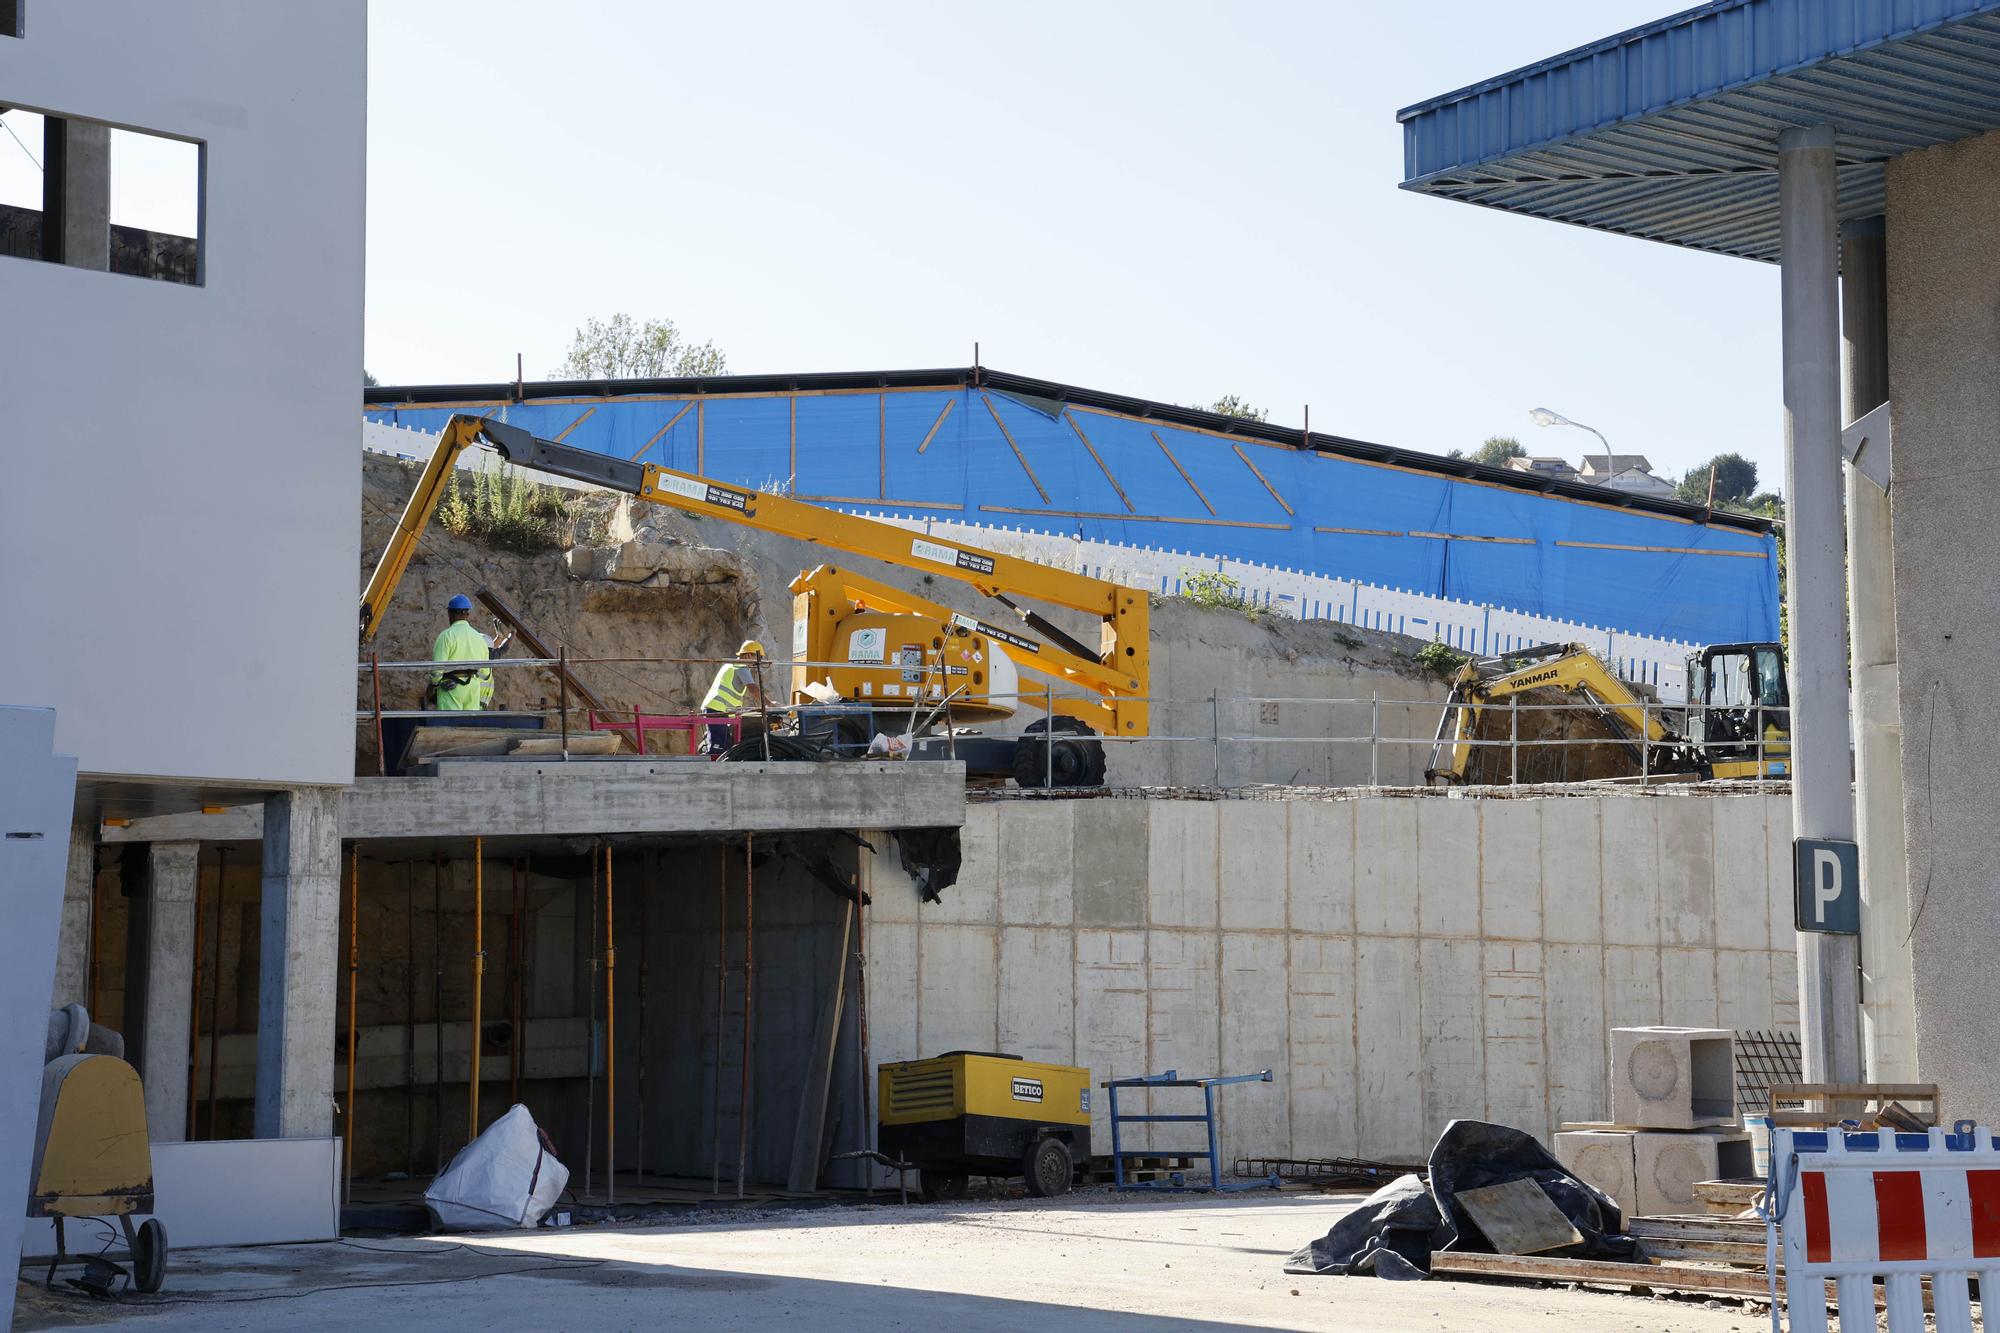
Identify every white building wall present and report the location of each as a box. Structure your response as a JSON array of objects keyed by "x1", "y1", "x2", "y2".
[{"x1": 0, "y1": 4, "x2": 366, "y2": 788}]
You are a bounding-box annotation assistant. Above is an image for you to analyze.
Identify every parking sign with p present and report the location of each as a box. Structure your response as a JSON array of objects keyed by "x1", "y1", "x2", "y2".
[{"x1": 1793, "y1": 837, "x2": 1860, "y2": 934}]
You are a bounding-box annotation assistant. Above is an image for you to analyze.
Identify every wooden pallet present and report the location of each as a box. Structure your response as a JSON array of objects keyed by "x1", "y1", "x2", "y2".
[
  {"x1": 1559, "y1": 1117, "x2": 1737, "y2": 1133},
  {"x1": 1627, "y1": 1215, "x2": 1768, "y2": 1267},
  {"x1": 1692, "y1": 1177, "x2": 1766, "y2": 1216},
  {"x1": 1427, "y1": 1250, "x2": 1772, "y2": 1297},
  {"x1": 1767, "y1": 1082, "x2": 1940, "y2": 1129}
]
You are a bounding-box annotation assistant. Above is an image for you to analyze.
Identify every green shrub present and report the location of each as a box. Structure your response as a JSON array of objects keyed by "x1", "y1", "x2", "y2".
[
  {"x1": 1179, "y1": 568, "x2": 1252, "y2": 612},
  {"x1": 1415, "y1": 639, "x2": 1470, "y2": 680},
  {"x1": 436, "y1": 466, "x2": 569, "y2": 554}
]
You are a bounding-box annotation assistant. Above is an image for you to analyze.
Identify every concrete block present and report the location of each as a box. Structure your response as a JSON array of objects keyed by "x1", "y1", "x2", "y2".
[
  {"x1": 1479, "y1": 802, "x2": 1541, "y2": 941},
  {"x1": 916, "y1": 924, "x2": 997, "y2": 1056},
  {"x1": 1353, "y1": 798, "x2": 1419, "y2": 936},
  {"x1": 1218, "y1": 802, "x2": 1287, "y2": 931},
  {"x1": 1419, "y1": 937, "x2": 1485, "y2": 1135},
  {"x1": 1544, "y1": 944, "x2": 1608, "y2": 1129},
  {"x1": 1710, "y1": 796, "x2": 1770, "y2": 951},
  {"x1": 920, "y1": 802, "x2": 997, "y2": 925},
  {"x1": 1289, "y1": 934, "x2": 1357, "y2": 1158},
  {"x1": 1286, "y1": 801, "x2": 1353, "y2": 936},
  {"x1": 1482, "y1": 942, "x2": 1547, "y2": 1139},
  {"x1": 1073, "y1": 800, "x2": 1147, "y2": 927},
  {"x1": 1219, "y1": 933, "x2": 1290, "y2": 1161},
  {"x1": 1661, "y1": 949, "x2": 1720, "y2": 1029},
  {"x1": 1554, "y1": 1130, "x2": 1637, "y2": 1219},
  {"x1": 1416, "y1": 799, "x2": 1480, "y2": 937},
  {"x1": 1146, "y1": 802, "x2": 1218, "y2": 929},
  {"x1": 1076, "y1": 930, "x2": 1147, "y2": 1143},
  {"x1": 1657, "y1": 798, "x2": 1716, "y2": 947},
  {"x1": 1541, "y1": 797, "x2": 1602, "y2": 944},
  {"x1": 1355, "y1": 936, "x2": 1422, "y2": 1161},
  {"x1": 1633, "y1": 1130, "x2": 1754, "y2": 1216},
  {"x1": 1612, "y1": 1026, "x2": 1735, "y2": 1128},
  {"x1": 997, "y1": 927, "x2": 1074, "y2": 1066},
  {"x1": 996, "y1": 801, "x2": 1074, "y2": 927},
  {"x1": 1600, "y1": 797, "x2": 1661, "y2": 945}
]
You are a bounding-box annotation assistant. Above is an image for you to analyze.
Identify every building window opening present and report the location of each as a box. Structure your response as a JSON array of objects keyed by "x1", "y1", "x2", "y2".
[
  {"x1": 2, "y1": 3, "x2": 20, "y2": 39},
  {"x1": 0, "y1": 104, "x2": 201, "y2": 285}
]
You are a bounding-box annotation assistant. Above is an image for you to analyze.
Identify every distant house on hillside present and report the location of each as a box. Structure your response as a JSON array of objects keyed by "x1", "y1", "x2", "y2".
[
  {"x1": 1505, "y1": 455, "x2": 1579, "y2": 482},
  {"x1": 1574, "y1": 453, "x2": 1678, "y2": 499},
  {"x1": 1595, "y1": 466, "x2": 1679, "y2": 499}
]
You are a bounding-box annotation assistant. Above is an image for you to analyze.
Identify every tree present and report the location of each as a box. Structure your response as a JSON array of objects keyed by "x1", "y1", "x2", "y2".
[
  {"x1": 363, "y1": 369, "x2": 379, "y2": 387},
  {"x1": 1200, "y1": 395, "x2": 1268, "y2": 422},
  {"x1": 557, "y1": 313, "x2": 728, "y2": 380},
  {"x1": 1471, "y1": 435, "x2": 1526, "y2": 466},
  {"x1": 1677, "y1": 452, "x2": 1759, "y2": 507}
]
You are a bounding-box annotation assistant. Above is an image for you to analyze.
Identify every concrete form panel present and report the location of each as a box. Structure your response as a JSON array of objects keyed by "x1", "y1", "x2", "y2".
[
  {"x1": 997, "y1": 801, "x2": 1075, "y2": 927},
  {"x1": 1146, "y1": 930, "x2": 1219, "y2": 1085},
  {"x1": 1661, "y1": 948, "x2": 1720, "y2": 1028},
  {"x1": 1716, "y1": 948, "x2": 1776, "y2": 1032},
  {"x1": 1286, "y1": 801, "x2": 1353, "y2": 936},
  {"x1": 917, "y1": 925, "x2": 997, "y2": 1056},
  {"x1": 863, "y1": 830, "x2": 920, "y2": 925},
  {"x1": 1482, "y1": 941, "x2": 1548, "y2": 1140},
  {"x1": 1601, "y1": 800, "x2": 1662, "y2": 946},
  {"x1": 1073, "y1": 800, "x2": 1148, "y2": 928},
  {"x1": 1355, "y1": 936, "x2": 1423, "y2": 1160},
  {"x1": 1147, "y1": 802, "x2": 1219, "y2": 930},
  {"x1": 998, "y1": 927, "x2": 1075, "y2": 1066},
  {"x1": 1544, "y1": 943, "x2": 1609, "y2": 1128},
  {"x1": 864, "y1": 922, "x2": 920, "y2": 1065},
  {"x1": 1657, "y1": 799, "x2": 1716, "y2": 947},
  {"x1": 1711, "y1": 796, "x2": 1771, "y2": 951},
  {"x1": 1604, "y1": 945, "x2": 1664, "y2": 1034},
  {"x1": 1419, "y1": 937, "x2": 1486, "y2": 1133},
  {"x1": 921, "y1": 800, "x2": 997, "y2": 926},
  {"x1": 1076, "y1": 930, "x2": 1147, "y2": 1143},
  {"x1": 1354, "y1": 799, "x2": 1420, "y2": 936},
  {"x1": 1219, "y1": 802, "x2": 1288, "y2": 931},
  {"x1": 1288, "y1": 934, "x2": 1358, "y2": 1158},
  {"x1": 1417, "y1": 799, "x2": 1481, "y2": 937},
  {"x1": 1479, "y1": 803, "x2": 1542, "y2": 941},
  {"x1": 1219, "y1": 933, "x2": 1290, "y2": 1162},
  {"x1": 1541, "y1": 798, "x2": 1604, "y2": 944}
]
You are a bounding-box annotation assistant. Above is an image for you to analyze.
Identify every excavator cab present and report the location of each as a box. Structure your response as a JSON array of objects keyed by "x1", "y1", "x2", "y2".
[{"x1": 1682, "y1": 643, "x2": 1789, "y2": 779}]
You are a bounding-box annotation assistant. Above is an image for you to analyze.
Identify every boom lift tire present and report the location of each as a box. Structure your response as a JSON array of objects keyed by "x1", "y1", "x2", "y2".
[
  {"x1": 1022, "y1": 1137, "x2": 1074, "y2": 1198},
  {"x1": 1012, "y1": 717, "x2": 1107, "y2": 789}
]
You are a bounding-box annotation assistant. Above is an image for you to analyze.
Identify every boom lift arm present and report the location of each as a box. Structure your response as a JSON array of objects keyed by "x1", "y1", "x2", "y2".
[{"x1": 359, "y1": 414, "x2": 1151, "y2": 736}]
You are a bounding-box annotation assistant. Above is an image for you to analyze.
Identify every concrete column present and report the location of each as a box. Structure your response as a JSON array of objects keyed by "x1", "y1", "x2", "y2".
[
  {"x1": 1777, "y1": 124, "x2": 1862, "y2": 1083},
  {"x1": 40, "y1": 117, "x2": 110, "y2": 271},
  {"x1": 254, "y1": 787, "x2": 342, "y2": 1140},
  {"x1": 1840, "y1": 218, "x2": 1916, "y2": 1082},
  {"x1": 50, "y1": 822, "x2": 96, "y2": 1008},
  {"x1": 140, "y1": 842, "x2": 199, "y2": 1142}
]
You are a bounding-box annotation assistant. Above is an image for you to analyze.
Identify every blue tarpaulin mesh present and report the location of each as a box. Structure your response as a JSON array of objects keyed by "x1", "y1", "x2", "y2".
[{"x1": 368, "y1": 388, "x2": 1779, "y2": 647}]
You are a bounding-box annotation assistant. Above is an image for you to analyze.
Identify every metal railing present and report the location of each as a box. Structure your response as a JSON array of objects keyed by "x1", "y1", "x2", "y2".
[{"x1": 355, "y1": 653, "x2": 1787, "y2": 788}]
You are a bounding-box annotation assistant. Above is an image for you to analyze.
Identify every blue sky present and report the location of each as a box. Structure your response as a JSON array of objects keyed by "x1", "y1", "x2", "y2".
[{"x1": 362, "y1": 1, "x2": 1784, "y2": 489}]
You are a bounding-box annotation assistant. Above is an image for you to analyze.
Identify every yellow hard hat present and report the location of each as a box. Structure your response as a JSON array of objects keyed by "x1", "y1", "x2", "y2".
[{"x1": 738, "y1": 640, "x2": 766, "y2": 656}]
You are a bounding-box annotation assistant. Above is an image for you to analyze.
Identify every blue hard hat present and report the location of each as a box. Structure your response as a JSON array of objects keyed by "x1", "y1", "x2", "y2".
[{"x1": 447, "y1": 594, "x2": 474, "y2": 611}]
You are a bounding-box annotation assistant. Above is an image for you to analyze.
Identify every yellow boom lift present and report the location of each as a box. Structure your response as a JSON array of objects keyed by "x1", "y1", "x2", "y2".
[
  {"x1": 1426, "y1": 640, "x2": 1790, "y2": 785},
  {"x1": 360, "y1": 414, "x2": 1150, "y2": 786}
]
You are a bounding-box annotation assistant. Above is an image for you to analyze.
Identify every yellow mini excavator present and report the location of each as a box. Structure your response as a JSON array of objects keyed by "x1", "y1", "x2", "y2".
[{"x1": 1426, "y1": 640, "x2": 1790, "y2": 786}]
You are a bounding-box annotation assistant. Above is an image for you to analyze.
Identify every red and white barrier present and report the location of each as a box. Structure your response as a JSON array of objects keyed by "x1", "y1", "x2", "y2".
[{"x1": 1770, "y1": 1122, "x2": 2000, "y2": 1332}]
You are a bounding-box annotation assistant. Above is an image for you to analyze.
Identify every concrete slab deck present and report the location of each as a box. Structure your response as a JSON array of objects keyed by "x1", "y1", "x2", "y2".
[
  {"x1": 14, "y1": 1191, "x2": 1764, "y2": 1332},
  {"x1": 97, "y1": 761, "x2": 967, "y2": 845}
]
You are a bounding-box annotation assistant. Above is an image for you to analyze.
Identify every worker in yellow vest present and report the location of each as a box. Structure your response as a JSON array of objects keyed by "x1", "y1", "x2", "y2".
[
  {"x1": 429, "y1": 594, "x2": 494, "y2": 711},
  {"x1": 700, "y1": 640, "x2": 766, "y2": 754}
]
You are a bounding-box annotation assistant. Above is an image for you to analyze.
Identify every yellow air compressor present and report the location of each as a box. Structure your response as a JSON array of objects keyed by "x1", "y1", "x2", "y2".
[{"x1": 877, "y1": 1051, "x2": 1090, "y2": 1201}]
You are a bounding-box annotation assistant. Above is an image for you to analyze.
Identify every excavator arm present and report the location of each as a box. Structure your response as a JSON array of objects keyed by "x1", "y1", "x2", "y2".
[
  {"x1": 358, "y1": 414, "x2": 490, "y2": 641},
  {"x1": 1426, "y1": 642, "x2": 1675, "y2": 784}
]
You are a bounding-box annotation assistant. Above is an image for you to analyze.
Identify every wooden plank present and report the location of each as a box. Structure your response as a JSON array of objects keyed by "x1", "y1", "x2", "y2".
[
  {"x1": 981, "y1": 393, "x2": 1051, "y2": 504},
  {"x1": 1230, "y1": 443, "x2": 1295, "y2": 516},
  {"x1": 1554, "y1": 539, "x2": 1767, "y2": 559},
  {"x1": 1149, "y1": 430, "x2": 1216, "y2": 515},
  {"x1": 1633, "y1": 1236, "x2": 1768, "y2": 1266},
  {"x1": 630, "y1": 401, "x2": 693, "y2": 461},
  {"x1": 915, "y1": 399, "x2": 954, "y2": 455},
  {"x1": 508, "y1": 733, "x2": 619, "y2": 756},
  {"x1": 1455, "y1": 1179, "x2": 1583, "y2": 1255},
  {"x1": 551, "y1": 406, "x2": 597, "y2": 443},
  {"x1": 1065, "y1": 410, "x2": 1136, "y2": 513},
  {"x1": 1560, "y1": 1118, "x2": 1736, "y2": 1133},
  {"x1": 981, "y1": 504, "x2": 1288, "y2": 531},
  {"x1": 786, "y1": 903, "x2": 853, "y2": 1193},
  {"x1": 1627, "y1": 1215, "x2": 1764, "y2": 1241},
  {"x1": 1427, "y1": 1250, "x2": 1771, "y2": 1297}
]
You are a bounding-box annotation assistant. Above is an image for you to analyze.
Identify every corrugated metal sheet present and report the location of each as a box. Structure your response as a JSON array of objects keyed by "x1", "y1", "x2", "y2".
[{"x1": 1398, "y1": 0, "x2": 2000, "y2": 261}]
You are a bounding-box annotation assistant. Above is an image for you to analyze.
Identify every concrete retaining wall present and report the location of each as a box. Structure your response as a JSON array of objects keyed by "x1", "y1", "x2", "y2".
[{"x1": 861, "y1": 789, "x2": 1797, "y2": 1165}]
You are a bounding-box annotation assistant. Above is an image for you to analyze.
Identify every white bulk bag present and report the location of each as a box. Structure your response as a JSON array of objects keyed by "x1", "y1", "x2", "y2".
[{"x1": 424, "y1": 1103, "x2": 569, "y2": 1231}]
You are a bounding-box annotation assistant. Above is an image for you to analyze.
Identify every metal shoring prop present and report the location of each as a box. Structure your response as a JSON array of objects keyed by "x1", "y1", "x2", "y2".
[
  {"x1": 468, "y1": 837, "x2": 485, "y2": 1145},
  {"x1": 736, "y1": 833, "x2": 754, "y2": 1200}
]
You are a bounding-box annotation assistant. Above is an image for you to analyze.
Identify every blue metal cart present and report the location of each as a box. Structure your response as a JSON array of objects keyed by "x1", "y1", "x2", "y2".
[{"x1": 1101, "y1": 1069, "x2": 1283, "y2": 1192}]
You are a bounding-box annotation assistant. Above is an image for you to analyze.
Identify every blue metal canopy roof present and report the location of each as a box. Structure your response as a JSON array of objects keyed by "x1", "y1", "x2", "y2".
[{"x1": 1399, "y1": 0, "x2": 2000, "y2": 261}]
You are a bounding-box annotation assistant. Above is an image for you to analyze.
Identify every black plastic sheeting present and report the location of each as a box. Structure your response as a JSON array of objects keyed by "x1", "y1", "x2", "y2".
[{"x1": 1285, "y1": 1120, "x2": 1638, "y2": 1281}]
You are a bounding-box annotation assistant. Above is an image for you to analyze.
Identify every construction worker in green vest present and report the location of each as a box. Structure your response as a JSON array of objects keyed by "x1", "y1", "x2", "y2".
[
  {"x1": 428, "y1": 594, "x2": 494, "y2": 711},
  {"x1": 700, "y1": 640, "x2": 766, "y2": 754}
]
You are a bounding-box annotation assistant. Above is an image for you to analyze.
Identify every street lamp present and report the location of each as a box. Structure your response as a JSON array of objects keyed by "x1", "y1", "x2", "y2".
[{"x1": 1528, "y1": 406, "x2": 1613, "y2": 454}]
